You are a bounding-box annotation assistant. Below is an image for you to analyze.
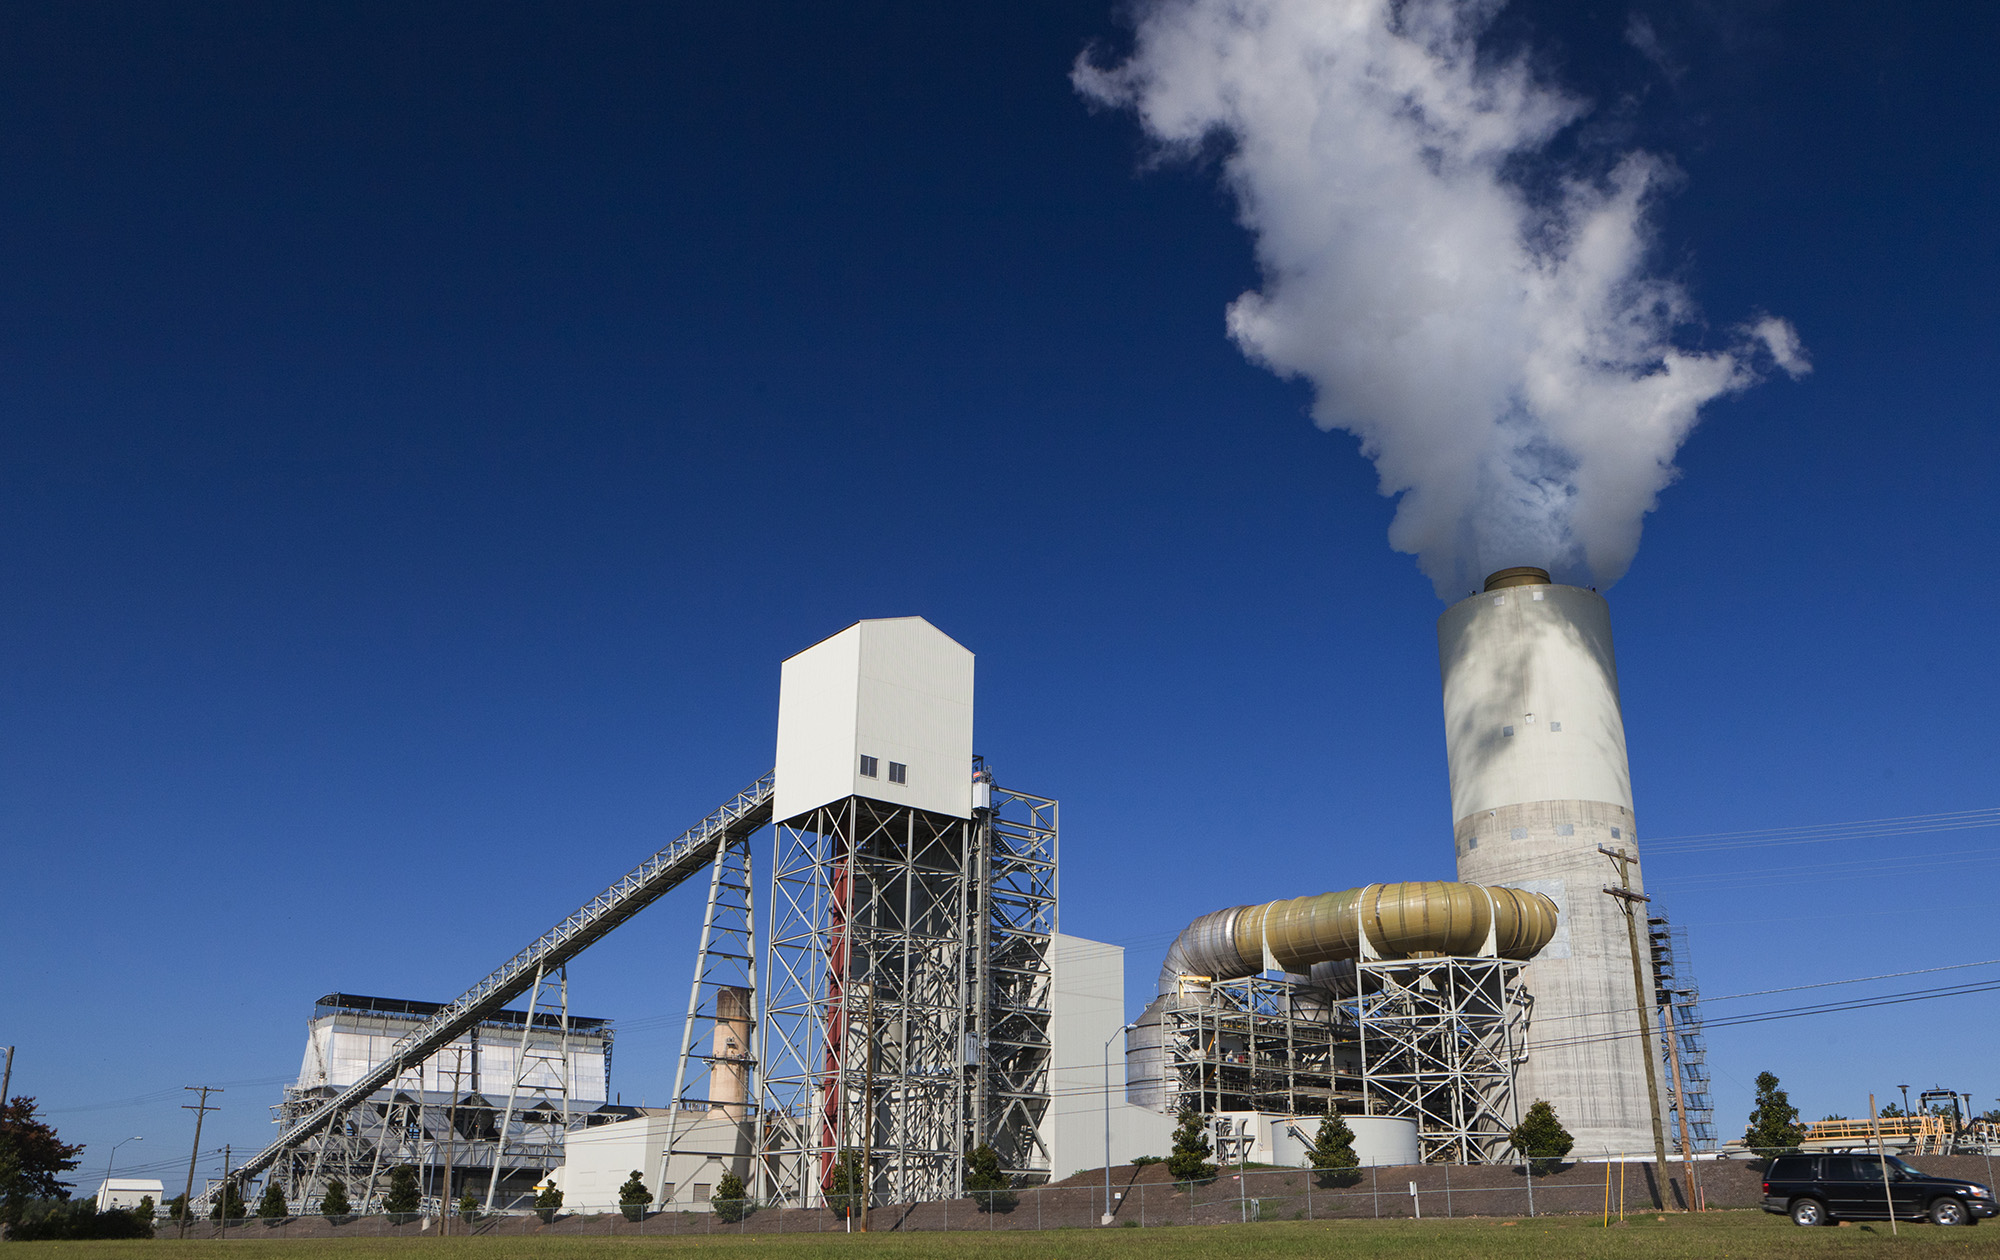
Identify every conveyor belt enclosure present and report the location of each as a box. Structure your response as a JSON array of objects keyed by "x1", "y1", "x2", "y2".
[{"x1": 195, "y1": 772, "x2": 775, "y2": 1210}]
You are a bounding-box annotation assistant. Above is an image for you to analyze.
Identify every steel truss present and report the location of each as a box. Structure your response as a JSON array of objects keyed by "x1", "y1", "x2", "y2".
[
  {"x1": 660, "y1": 830, "x2": 759, "y2": 1201},
  {"x1": 1354, "y1": 955, "x2": 1528, "y2": 1163},
  {"x1": 759, "y1": 780, "x2": 1057, "y2": 1208},
  {"x1": 274, "y1": 984, "x2": 582, "y2": 1216},
  {"x1": 968, "y1": 775, "x2": 1057, "y2": 1181},
  {"x1": 1161, "y1": 975, "x2": 1358, "y2": 1119},
  {"x1": 202, "y1": 773, "x2": 774, "y2": 1213},
  {"x1": 1648, "y1": 913, "x2": 1715, "y2": 1151}
]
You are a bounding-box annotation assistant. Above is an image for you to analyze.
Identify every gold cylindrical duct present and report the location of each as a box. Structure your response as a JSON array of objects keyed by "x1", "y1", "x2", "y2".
[{"x1": 1159, "y1": 880, "x2": 1558, "y2": 994}]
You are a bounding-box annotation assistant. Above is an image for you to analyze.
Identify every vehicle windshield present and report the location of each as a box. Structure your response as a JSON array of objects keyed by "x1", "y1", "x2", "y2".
[{"x1": 1885, "y1": 1157, "x2": 1923, "y2": 1179}]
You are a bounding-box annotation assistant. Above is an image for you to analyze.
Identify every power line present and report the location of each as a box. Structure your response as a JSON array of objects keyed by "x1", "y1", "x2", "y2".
[{"x1": 1644, "y1": 806, "x2": 1998, "y2": 852}]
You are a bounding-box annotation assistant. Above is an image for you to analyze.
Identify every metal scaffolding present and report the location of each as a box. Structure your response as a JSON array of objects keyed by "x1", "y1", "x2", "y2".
[
  {"x1": 1159, "y1": 975, "x2": 1359, "y2": 1119},
  {"x1": 1648, "y1": 913, "x2": 1716, "y2": 1151},
  {"x1": 759, "y1": 776, "x2": 1057, "y2": 1208},
  {"x1": 1353, "y1": 955, "x2": 1529, "y2": 1163},
  {"x1": 271, "y1": 990, "x2": 606, "y2": 1213},
  {"x1": 968, "y1": 774, "x2": 1057, "y2": 1181}
]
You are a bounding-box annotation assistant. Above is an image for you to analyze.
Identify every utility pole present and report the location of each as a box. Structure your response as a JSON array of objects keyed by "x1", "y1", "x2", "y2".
[
  {"x1": 1599, "y1": 847, "x2": 1669, "y2": 1197},
  {"x1": 2, "y1": 1045, "x2": 14, "y2": 1104},
  {"x1": 441, "y1": 1048, "x2": 467, "y2": 1236},
  {"x1": 859, "y1": 987, "x2": 876, "y2": 1234},
  {"x1": 1655, "y1": 988, "x2": 1701, "y2": 1209},
  {"x1": 179, "y1": 1086, "x2": 221, "y2": 1239},
  {"x1": 219, "y1": 1145, "x2": 231, "y2": 1229}
]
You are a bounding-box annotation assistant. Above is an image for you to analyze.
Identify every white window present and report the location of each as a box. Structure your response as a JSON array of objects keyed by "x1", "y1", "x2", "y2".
[
  {"x1": 1549, "y1": 721, "x2": 1561, "y2": 732},
  {"x1": 1502, "y1": 725, "x2": 1514, "y2": 737},
  {"x1": 887, "y1": 761, "x2": 907, "y2": 785},
  {"x1": 1532, "y1": 590, "x2": 1545, "y2": 601},
  {"x1": 859, "y1": 755, "x2": 878, "y2": 778}
]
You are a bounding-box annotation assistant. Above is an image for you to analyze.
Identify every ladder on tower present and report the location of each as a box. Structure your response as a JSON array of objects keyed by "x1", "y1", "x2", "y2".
[{"x1": 194, "y1": 771, "x2": 776, "y2": 1212}]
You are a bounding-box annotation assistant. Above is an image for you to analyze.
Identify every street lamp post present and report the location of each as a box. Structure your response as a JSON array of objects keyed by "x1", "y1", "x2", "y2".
[
  {"x1": 1102, "y1": 1022, "x2": 1136, "y2": 1226},
  {"x1": 1898, "y1": 1084, "x2": 1911, "y2": 1115},
  {"x1": 103, "y1": 1137, "x2": 143, "y2": 1200}
]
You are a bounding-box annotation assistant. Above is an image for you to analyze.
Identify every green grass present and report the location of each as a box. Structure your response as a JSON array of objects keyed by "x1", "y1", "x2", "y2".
[{"x1": 17, "y1": 1211, "x2": 2000, "y2": 1259}]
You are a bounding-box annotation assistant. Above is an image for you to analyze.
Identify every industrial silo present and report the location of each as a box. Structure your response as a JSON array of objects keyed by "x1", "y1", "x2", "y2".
[{"x1": 1438, "y1": 567, "x2": 1661, "y2": 1159}]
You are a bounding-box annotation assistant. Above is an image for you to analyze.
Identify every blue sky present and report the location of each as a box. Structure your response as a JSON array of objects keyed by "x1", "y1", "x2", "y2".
[{"x1": 3, "y1": 1, "x2": 1995, "y2": 1191}]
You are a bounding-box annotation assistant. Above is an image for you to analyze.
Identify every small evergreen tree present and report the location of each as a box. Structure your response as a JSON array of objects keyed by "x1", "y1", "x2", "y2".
[
  {"x1": 255, "y1": 1183, "x2": 287, "y2": 1219},
  {"x1": 1307, "y1": 1108, "x2": 1361, "y2": 1186},
  {"x1": 1165, "y1": 1110, "x2": 1215, "y2": 1184},
  {"x1": 1509, "y1": 1099, "x2": 1574, "y2": 1174},
  {"x1": 457, "y1": 1192, "x2": 478, "y2": 1223},
  {"x1": 319, "y1": 1178, "x2": 350, "y2": 1220},
  {"x1": 617, "y1": 1169, "x2": 652, "y2": 1222},
  {"x1": 136, "y1": 1195, "x2": 156, "y2": 1221},
  {"x1": 712, "y1": 1171, "x2": 750, "y2": 1223},
  {"x1": 826, "y1": 1148, "x2": 866, "y2": 1219},
  {"x1": 380, "y1": 1164, "x2": 421, "y2": 1216},
  {"x1": 533, "y1": 1183, "x2": 563, "y2": 1224},
  {"x1": 166, "y1": 1193, "x2": 189, "y2": 1222},
  {"x1": 1742, "y1": 1071, "x2": 1805, "y2": 1158},
  {"x1": 963, "y1": 1144, "x2": 1016, "y2": 1213},
  {"x1": 209, "y1": 1180, "x2": 248, "y2": 1220}
]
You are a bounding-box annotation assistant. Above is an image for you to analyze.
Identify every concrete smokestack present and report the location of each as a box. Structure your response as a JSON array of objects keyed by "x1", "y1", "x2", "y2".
[
  {"x1": 1438, "y1": 569, "x2": 1656, "y2": 1156},
  {"x1": 708, "y1": 986, "x2": 752, "y2": 1119}
]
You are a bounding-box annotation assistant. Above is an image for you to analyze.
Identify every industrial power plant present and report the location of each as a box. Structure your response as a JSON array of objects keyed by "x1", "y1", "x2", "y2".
[{"x1": 195, "y1": 567, "x2": 1728, "y2": 1217}]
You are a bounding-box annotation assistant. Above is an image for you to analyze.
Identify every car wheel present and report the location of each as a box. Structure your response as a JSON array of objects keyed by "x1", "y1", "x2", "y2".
[
  {"x1": 1929, "y1": 1198, "x2": 1969, "y2": 1227},
  {"x1": 1790, "y1": 1198, "x2": 1828, "y2": 1227}
]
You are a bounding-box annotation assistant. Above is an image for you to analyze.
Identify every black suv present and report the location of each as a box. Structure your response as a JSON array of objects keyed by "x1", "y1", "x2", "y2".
[{"x1": 1761, "y1": 1153, "x2": 1995, "y2": 1226}]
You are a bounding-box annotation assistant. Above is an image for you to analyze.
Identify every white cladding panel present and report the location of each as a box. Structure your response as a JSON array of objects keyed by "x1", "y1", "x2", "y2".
[
  {"x1": 1437, "y1": 582, "x2": 1633, "y2": 822},
  {"x1": 295, "y1": 1013, "x2": 609, "y2": 1103},
  {"x1": 775, "y1": 617, "x2": 974, "y2": 823},
  {"x1": 1046, "y1": 933, "x2": 1173, "y2": 1177}
]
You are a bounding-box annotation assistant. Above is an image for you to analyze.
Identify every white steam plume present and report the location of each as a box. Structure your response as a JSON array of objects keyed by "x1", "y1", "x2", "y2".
[{"x1": 1077, "y1": 0, "x2": 1807, "y2": 595}]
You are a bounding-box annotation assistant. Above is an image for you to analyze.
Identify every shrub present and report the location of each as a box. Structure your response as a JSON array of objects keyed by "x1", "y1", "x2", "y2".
[
  {"x1": 1130, "y1": 1155, "x2": 1164, "y2": 1166},
  {"x1": 7, "y1": 1198, "x2": 154, "y2": 1241},
  {"x1": 1510, "y1": 1100, "x2": 1574, "y2": 1175},
  {"x1": 1307, "y1": 1108, "x2": 1362, "y2": 1187},
  {"x1": 209, "y1": 1180, "x2": 247, "y2": 1220},
  {"x1": 712, "y1": 1172, "x2": 750, "y2": 1223},
  {"x1": 319, "y1": 1178, "x2": 350, "y2": 1220},
  {"x1": 963, "y1": 1144, "x2": 1016, "y2": 1213},
  {"x1": 458, "y1": 1193, "x2": 479, "y2": 1223},
  {"x1": 617, "y1": 1170, "x2": 652, "y2": 1222},
  {"x1": 381, "y1": 1164, "x2": 420, "y2": 1216},
  {"x1": 255, "y1": 1183, "x2": 287, "y2": 1219},
  {"x1": 826, "y1": 1149, "x2": 865, "y2": 1219},
  {"x1": 533, "y1": 1183, "x2": 563, "y2": 1224},
  {"x1": 1166, "y1": 1110, "x2": 1215, "y2": 1184}
]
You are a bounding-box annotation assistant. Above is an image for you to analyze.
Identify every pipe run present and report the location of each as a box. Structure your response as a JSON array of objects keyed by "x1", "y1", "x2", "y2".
[{"x1": 1154, "y1": 880, "x2": 1559, "y2": 996}]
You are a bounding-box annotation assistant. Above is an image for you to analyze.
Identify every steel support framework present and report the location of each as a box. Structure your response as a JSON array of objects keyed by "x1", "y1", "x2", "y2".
[
  {"x1": 968, "y1": 779, "x2": 1057, "y2": 1181},
  {"x1": 661, "y1": 830, "x2": 759, "y2": 1200},
  {"x1": 201, "y1": 773, "x2": 774, "y2": 1213},
  {"x1": 759, "y1": 782, "x2": 1057, "y2": 1208},
  {"x1": 760, "y1": 797, "x2": 970, "y2": 1208},
  {"x1": 1648, "y1": 914, "x2": 1716, "y2": 1151},
  {"x1": 1354, "y1": 955, "x2": 1528, "y2": 1163},
  {"x1": 1160, "y1": 976, "x2": 1357, "y2": 1120},
  {"x1": 275, "y1": 982, "x2": 585, "y2": 1214}
]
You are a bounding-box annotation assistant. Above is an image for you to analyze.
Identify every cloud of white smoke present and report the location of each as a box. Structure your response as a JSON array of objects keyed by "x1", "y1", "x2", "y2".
[{"x1": 1076, "y1": 0, "x2": 1807, "y2": 595}]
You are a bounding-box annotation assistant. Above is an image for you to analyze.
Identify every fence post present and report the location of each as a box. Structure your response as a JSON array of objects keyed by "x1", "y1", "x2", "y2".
[
  {"x1": 1371, "y1": 1165, "x2": 1379, "y2": 1218},
  {"x1": 1445, "y1": 1164, "x2": 1451, "y2": 1218}
]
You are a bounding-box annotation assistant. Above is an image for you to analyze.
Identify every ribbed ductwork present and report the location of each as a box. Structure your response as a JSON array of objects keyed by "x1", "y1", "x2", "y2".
[
  {"x1": 1152, "y1": 881, "x2": 1559, "y2": 995},
  {"x1": 1126, "y1": 880, "x2": 1559, "y2": 1111}
]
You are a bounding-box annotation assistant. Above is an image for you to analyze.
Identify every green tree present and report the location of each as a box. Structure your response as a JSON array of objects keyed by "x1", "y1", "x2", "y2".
[
  {"x1": 319, "y1": 1178, "x2": 350, "y2": 1219},
  {"x1": 962, "y1": 1144, "x2": 1016, "y2": 1213},
  {"x1": 209, "y1": 1180, "x2": 247, "y2": 1220},
  {"x1": 533, "y1": 1183, "x2": 563, "y2": 1224},
  {"x1": 0, "y1": 1096, "x2": 84, "y2": 1224},
  {"x1": 1880, "y1": 1102, "x2": 1906, "y2": 1118},
  {"x1": 712, "y1": 1171, "x2": 750, "y2": 1223},
  {"x1": 1165, "y1": 1110, "x2": 1215, "y2": 1184},
  {"x1": 826, "y1": 1148, "x2": 866, "y2": 1219},
  {"x1": 1742, "y1": 1071, "x2": 1805, "y2": 1158},
  {"x1": 255, "y1": 1183, "x2": 287, "y2": 1219},
  {"x1": 135, "y1": 1195, "x2": 156, "y2": 1221},
  {"x1": 166, "y1": 1193, "x2": 189, "y2": 1222},
  {"x1": 617, "y1": 1169, "x2": 652, "y2": 1222},
  {"x1": 457, "y1": 1192, "x2": 478, "y2": 1223},
  {"x1": 1307, "y1": 1108, "x2": 1361, "y2": 1186},
  {"x1": 380, "y1": 1164, "x2": 420, "y2": 1216},
  {"x1": 1509, "y1": 1099, "x2": 1574, "y2": 1174}
]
